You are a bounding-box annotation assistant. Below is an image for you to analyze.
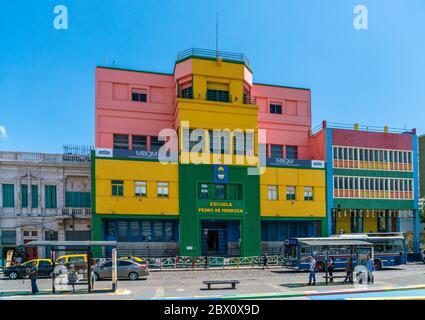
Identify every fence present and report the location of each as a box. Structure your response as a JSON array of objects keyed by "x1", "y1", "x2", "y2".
[{"x1": 140, "y1": 255, "x2": 285, "y2": 270}]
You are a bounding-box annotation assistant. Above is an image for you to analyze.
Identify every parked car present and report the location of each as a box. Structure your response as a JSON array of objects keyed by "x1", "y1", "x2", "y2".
[
  {"x1": 4, "y1": 259, "x2": 53, "y2": 280},
  {"x1": 119, "y1": 256, "x2": 147, "y2": 265},
  {"x1": 56, "y1": 254, "x2": 87, "y2": 268},
  {"x1": 93, "y1": 259, "x2": 149, "y2": 281}
]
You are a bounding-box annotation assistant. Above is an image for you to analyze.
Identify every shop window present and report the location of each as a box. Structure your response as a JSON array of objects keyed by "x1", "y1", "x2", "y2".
[
  {"x1": 112, "y1": 180, "x2": 124, "y2": 196},
  {"x1": 135, "y1": 181, "x2": 147, "y2": 197},
  {"x1": 131, "y1": 88, "x2": 147, "y2": 102},
  {"x1": 113, "y1": 134, "x2": 129, "y2": 150},
  {"x1": 157, "y1": 182, "x2": 169, "y2": 198}
]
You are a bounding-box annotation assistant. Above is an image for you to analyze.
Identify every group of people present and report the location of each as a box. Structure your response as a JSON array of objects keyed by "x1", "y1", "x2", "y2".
[{"x1": 304, "y1": 255, "x2": 375, "y2": 286}]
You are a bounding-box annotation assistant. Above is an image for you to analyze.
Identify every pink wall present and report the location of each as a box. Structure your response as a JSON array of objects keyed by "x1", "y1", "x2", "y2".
[
  {"x1": 332, "y1": 129, "x2": 413, "y2": 150},
  {"x1": 253, "y1": 84, "x2": 320, "y2": 159},
  {"x1": 95, "y1": 67, "x2": 175, "y2": 148}
]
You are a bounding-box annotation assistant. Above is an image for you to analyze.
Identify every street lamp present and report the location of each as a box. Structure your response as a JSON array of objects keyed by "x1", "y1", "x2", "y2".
[{"x1": 204, "y1": 229, "x2": 208, "y2": 269}]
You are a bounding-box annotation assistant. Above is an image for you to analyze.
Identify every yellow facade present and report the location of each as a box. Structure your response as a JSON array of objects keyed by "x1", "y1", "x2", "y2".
[
  {"x1": 335, "y1": 216, "x2": 378, "y2": 233},
  {"x1": 260, "y1": 168, "x2": 326, "y2": 218},
  {"x1": 95, "y1": 159, "x2": 179, "y2": 215},
  {"x1": 176, "y1": 58, "x2": 258, "y2": 166}
]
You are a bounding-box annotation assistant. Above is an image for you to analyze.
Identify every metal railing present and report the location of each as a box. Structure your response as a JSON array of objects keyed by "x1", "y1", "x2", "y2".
[
  {"x1": 177, "y1": 48, "x2": 251, "y2": 70},
  {"x1": 326, "y1": 122, "x2": 415, "y2": 134},
  {"x1": 243, "y1": 95, "x2": 257, "y2": 105},
  {"x1": 62, "y1": 208, "x2": 92, "y2": 217},
  {"x1": 206, "y1": 91, "x2": 232, "y2": 103}
]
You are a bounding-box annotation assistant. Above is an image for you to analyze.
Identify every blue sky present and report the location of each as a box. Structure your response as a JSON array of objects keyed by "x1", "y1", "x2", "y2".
[{"x1": 0, "y1": 0, "x2": 424, "y2": 153}]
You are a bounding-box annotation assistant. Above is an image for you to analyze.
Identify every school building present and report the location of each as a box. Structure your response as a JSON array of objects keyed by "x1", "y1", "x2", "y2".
[{"x1": 91, "y1": 48, "x2": 420, "y2": 257}]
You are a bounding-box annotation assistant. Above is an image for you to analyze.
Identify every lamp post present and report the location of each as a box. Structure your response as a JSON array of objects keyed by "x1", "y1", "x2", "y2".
[{"x1": 204, "y1": 229, "x2": 208, "y2": 269}]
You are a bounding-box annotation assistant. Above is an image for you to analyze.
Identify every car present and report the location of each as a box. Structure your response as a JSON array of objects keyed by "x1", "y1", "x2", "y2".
[
  {"x1": 4, "y1": 259, "x2": 53, "y2": 280},
  {"x1": 93, "y1": 259, "x2": 149, "y2": 281},
  {"x1": 55, "y1": 254, "x2": 87, "y2": 269},
  {"x1": 119, "y1": 256, "x2": 147, "y2": 265}
]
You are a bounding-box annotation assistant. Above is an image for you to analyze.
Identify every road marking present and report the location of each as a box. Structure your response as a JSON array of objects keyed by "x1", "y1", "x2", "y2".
[
  {"x1": 177, "y1": 288, "x2": 185, "y2": 292},
  {"x1": 155, "y1": 287, "x2": 165, "y2": 298}
]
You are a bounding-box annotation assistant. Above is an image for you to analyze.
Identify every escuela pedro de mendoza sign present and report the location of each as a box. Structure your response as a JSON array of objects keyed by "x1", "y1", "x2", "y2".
[{"x1": 198, "y1": 201, "x2": 244, "y2": 214}]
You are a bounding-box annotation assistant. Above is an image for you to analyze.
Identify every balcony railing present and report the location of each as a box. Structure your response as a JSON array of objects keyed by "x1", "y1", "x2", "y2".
[
  {"x1": 177, "y1": 48, "x2": 251, "y2": 70},
  {"x1": 206, "y1": 91, "x2": 232, "y2": 103},
  {"x1": 62, "y1": 208, "x2": 92, "y2": 217},
  {"x1": 243, "y1": 95, "x2": 257, "y2": 105}
]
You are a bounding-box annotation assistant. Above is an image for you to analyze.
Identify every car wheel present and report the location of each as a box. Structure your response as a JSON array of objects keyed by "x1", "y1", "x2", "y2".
[
  {"x1": 48, "y1": 271, "x2": 54, "y2": 278},
  {"x1": 93, "y1": 273, "x2": 100, "y2": 281},
  {"x1": 128, "y1": 272, "x2": 139, "y2": 281},
  {"x1": 8, "y1": 272, "x2": 18, "y2": 280}
]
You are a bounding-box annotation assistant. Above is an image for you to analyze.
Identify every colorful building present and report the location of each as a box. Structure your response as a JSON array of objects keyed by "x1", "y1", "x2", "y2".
[
  {"x1": 315, "y1": 122, "x2": 420, "y2": 253},
  {"x1": 92, "y1": 48, "x2": 327, "y2": 257}
]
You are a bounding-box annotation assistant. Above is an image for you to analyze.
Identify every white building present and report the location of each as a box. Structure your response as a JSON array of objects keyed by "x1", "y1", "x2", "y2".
[{"x1": 0, "y1": 151, "x2": 91, "y2": 260}]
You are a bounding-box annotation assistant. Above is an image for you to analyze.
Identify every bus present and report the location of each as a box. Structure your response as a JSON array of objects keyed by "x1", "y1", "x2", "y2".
[{"x1": 283, "y1": 233, "x2": 406, "y2": 271}]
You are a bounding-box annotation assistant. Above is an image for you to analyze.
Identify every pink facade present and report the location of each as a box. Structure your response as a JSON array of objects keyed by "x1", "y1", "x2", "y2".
[
  {"x1": 95, "y1": 67, "x2": 175, "y2": 149},
  {"x1": 96, "y1": 64, "x2": 324, "y2": 161}
]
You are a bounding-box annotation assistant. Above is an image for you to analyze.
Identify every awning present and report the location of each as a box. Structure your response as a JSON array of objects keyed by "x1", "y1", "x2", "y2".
[
  {"x1": 298, "y1": 239, "x2": 372, "y2": 246},
  {"x1": 23, "y1": 241, "x2": 117, "y2": 247}
]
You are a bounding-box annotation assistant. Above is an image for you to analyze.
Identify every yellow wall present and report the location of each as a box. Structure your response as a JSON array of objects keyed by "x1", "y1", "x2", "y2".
[
  {"x1": 177, "y1": 58, "x2": 258, "y2": 166},
  {"x1": 335, "y1": 216, "x2": 378, "y2": 233},
  {"x1": 95, "y1": 159, "x2": 179, "y2": 215},
  {"x1": 260, "y1": 168, "x2": 326, "y2": 218}
]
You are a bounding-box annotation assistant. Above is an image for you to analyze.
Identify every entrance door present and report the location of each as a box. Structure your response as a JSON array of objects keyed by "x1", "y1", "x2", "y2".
[
  {"x1": 201, "y1": 221, "x2": 228, "y2": 256},
  {"x1": 207, "y1": 231, "x2": 219, "y2": 253}
]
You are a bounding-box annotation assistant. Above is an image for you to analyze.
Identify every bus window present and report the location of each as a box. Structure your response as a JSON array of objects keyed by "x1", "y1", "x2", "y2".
[
  {"x1": 300, "y1": 244, "x2": 310, "y2": 258},
  {"x1": 394, "y1": 240, "x2": 404, "y2": 253},
  {"x1": 374, "y1": 241, "x2": 385, "y2": 254},
  {"x1": 385, "y1": 241, "x2": 395, "y2": 253},
  {"x1": 284, "y1": 244, "x2": 297, "y2": 258}
]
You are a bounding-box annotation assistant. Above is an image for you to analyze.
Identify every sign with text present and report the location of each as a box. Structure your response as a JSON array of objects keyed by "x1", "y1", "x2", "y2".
[
  {"x1": 266, "y1": 157, "x2": 325, "y2": 169},
  {"x1": 197, "y1": 201, "x2": 244, "y2": 214}
]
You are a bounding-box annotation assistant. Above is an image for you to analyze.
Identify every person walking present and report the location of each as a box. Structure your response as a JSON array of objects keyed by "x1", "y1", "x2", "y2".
[
  {"x1": 327, "y1": 256, "x2": 335, "y2": 283},
  {"x1": 305, "y1": 256, "x2": 316, "y2": 286},
  {"x1": 343, "y1": 256, "x2": 353, "y2": 284},
  {"x1": 366, "y1": 256, "x2": 375, "y2": 284},
  {"x1": 29, "y1": 261, "x2": 39, "y2": 294},
  {"x1": 262, "y1": 253, "x2": 268, "y2": 270}
]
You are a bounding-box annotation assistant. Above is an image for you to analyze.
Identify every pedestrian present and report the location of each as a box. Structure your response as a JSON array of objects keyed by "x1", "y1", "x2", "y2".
[
  {"x1": 29, "y1": 261, "x2": 39, "y2": 294},
  {"x1": 327, "y1": 256, "x2": 335, "y2": 283},
  {"x1": 262, "y1": 253, "x2": 268, "y2": 270},
  {"x1": 300, "y1": 256, "x2": 317, "y2": 286},
  {"x1": 343, "y1": 256, "x2": 353, "y2": 284},
  {"x1": 366, "y1": 256, "x2": 375, "y2": 284}
]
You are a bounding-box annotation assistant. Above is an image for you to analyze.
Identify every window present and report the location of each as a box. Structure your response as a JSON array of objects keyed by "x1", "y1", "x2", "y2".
[
  {"x1": 269, "y1": 103, "x2": 282, "y2": 114},
  {"x1": 226, "y1": 184, "x2": 243, "y2": 200},
  {"x1": 180, "y1": 86, "x2": 193, "y2": 98},
  {"x1": 207, "y1": 89, "x2": 229, "y2": 102},
  {"x1": 304, "y1": 187, "x2": 314, "y2": 201},
  {"x1": 153, "y1": 222, "x2": 163, "y2": 241},
  {"x1": 199, "y1": 184, "x2": 209, "y2": 199},
  {"x1": 31, "y1": 185, "x2": 38, "y2": 208},
  {"x1": 164, "y1": 222, "x2": 174, "y2": 241},
  {"x1": 21, "y1": 185, "x2": 28, "y2": 208},
  {"x1": 131, "y1": 88, "x2": 147, "y2": 102},
  {"x1": 214, "y1": 184, "x2": 226, "y2": 200},
  {"x1": 286, "y1": 146, "x2": 298, "y2": 159},
  {"x1": 130, "y1": 221, "x2": 139, "y2": 241},
  {"x1": 150, "y1": 136, "x2": 164, "y2": 152},
  {"x1": 132, "y1": 135, "x2": 147, "y2": 150},
  {"x1": 1, "y1": 230, "x2": 16, "y2": 245},
  {"x1": 112, "y1": 180, "x2": 124, "y2": 196},
  {"x1": 286, "y1": 186, "x2": 296, "y2": 201},
  {"x1": 209, "y1": 130, "x2": 230, "y2": 154},
  {"x1": 118, "y1": 260, "x2": 132, "y2": 267},
  {"x1": 118, "y1": 221, "x2": 128, "y2": 241},
  {"x1": 142, "y1": 222, "x2": 152, "y2": 241},
  {"x1": 270, "y1": 145, "x2": 283, "y2": 158},
  {"x1": 134, "y1": 181, "x2": 147, "y2": 197},
  {"x1": 2, "y1": 184, "x2": 14, "y2": 208},
  {"x1": 65, "y1": 192, "x2": 91, "y2": 208},
  {"x1": 113, "y1": 134, "x2": 129, "y2": 149},
  {"x1": 268, "y1": 186, "x2": 278, "y2": 201},
  {"x1": 157, "y1": 182, "x2": 169, "y2": 198},
  {"x1": 44, "y1": 185, "x2": 57, "y2": 209}
]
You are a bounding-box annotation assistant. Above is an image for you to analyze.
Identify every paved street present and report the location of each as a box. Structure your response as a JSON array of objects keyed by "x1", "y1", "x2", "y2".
[{"x1": 1, "y1": 263, "x2": 425, "y2": 300}]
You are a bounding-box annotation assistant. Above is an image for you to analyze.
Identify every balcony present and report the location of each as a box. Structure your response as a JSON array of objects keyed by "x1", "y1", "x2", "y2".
[
  {"x1": 0, "y1": 151, "x2": 90, "y2": 166},
  {"x1": 62, "y1": 208, "x2": 92, "y2": 218},
  {"x1": 176, "y1": 48, "x2": 251, "y2": 70}
]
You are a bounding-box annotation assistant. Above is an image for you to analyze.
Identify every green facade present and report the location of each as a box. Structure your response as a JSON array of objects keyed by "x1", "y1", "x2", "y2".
[{"x1": 178, "y1": 164, "x2": 261, "y2": 257}]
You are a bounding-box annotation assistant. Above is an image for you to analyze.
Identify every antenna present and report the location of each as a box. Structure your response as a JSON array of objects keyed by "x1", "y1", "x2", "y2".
[{"x1": 216, "y1": 10, "x2": 219, "y2": 58}]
